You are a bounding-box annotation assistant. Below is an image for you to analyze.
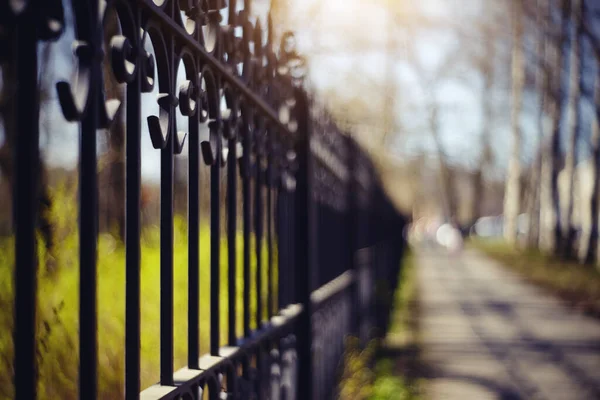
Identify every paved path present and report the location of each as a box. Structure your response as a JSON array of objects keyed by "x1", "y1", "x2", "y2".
[{"x1": 418, "y1": 248, "x2": 600, "y2": 400}]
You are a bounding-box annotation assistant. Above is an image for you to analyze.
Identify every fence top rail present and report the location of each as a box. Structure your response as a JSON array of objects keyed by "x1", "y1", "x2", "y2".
[
  {"x1": 139, "y1": 303, "x2": 302, "y2": 400},
  {"x1": 311, "y1": 270, "x2": 354, "y2": 308}
]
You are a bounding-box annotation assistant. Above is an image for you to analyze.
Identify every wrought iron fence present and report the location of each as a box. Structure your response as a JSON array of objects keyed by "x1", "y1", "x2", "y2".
[{"x1": 2, "y1": 0, "x2": 407, "y2": 399}]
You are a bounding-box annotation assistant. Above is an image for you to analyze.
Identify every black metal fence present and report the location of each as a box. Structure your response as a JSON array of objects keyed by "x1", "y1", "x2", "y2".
[{"x1": 2, "y1": 0, "x2": 407, "y2": 399}]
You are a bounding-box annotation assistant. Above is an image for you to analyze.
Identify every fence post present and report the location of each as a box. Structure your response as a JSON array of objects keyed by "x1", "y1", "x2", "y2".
[
  {"x1": 293, "y1": 88, "x2": 314, "y2": 400},
  {"x1": 11, "y1": 6, "x2": 41, "y2": 399},
  {"x1": 346, "y1": 137, "x2": 360, "y2": 338}
]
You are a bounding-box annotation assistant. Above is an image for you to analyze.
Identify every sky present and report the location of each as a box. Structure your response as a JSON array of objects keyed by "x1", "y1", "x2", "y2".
[
  {"x1": 286, "y1": 0, "x2": 513, "y2": 174},
  {"x1": 1, "y1": 0, "x2": 527, "y2": 183}
]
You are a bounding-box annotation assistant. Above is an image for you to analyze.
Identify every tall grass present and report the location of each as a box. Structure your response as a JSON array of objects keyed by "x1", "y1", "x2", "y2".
[{"x1": 0, "y1": 182, "x2": 276, "y2": 399}]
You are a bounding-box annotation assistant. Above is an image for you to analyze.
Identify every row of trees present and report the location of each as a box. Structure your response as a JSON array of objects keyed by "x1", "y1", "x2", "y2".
[
  {"x1": 504, "y1": 0, "x2": 600, "y2": 264},
  {"x1": 268, "y1": 0, "x2": 600, "y2": 271},
  {"x1": 288, "y1": 0, "x2": 600, "y2": 268},
  {"x1": 289, "y1": 1, "x2": 512, "y2": 226}
]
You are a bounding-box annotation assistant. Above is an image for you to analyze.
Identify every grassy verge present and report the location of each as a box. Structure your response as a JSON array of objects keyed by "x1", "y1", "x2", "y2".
[
  {"x1": 0, "y1": 184, "x2": 275, "y2": 399},
  {"x1": 470, "y1": 238, "x2": 600, "y2": 317},
  {"x1": 339, "y1": 250, "x2": 422, "y2": 400}
]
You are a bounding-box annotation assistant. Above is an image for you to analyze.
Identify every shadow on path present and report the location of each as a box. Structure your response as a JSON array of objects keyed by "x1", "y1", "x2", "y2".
[{"x1": 417, "y1": 249, "x2": 600, "y2": 400}]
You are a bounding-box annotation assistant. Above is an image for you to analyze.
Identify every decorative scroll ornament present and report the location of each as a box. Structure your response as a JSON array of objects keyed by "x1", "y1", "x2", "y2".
[
  {"x1": 1, "y1": 0, "x2": 63, "y2": 37},
  {"x1": 56, "y1": 0, "x2": 121, "y2": 128},
  {"x1": 148, "y1": 90, "x2": 185, "y2": 151},
  {"x1": 0, "y1": 0, "x2": 65, "y2": 65}
]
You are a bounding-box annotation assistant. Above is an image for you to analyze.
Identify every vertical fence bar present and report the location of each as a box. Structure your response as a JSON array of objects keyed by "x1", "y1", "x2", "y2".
[
  {"x1": 125, "y1": 8, "x2": 142, "y2": 396},
  {"x1": 286, "y1": 187, "x2": 293, "y2": 307},
  {"x1": 12, "y1": 8, "x2": 39, "y2": 399},
  {"x1": 255, "y1": 147, "x2": 263, "y2": 326},
  {"x1": 293, "y1": 89, "x2": 313, "y2": 400},
  {"x1": 347, "y1": 137, "x2": 359, "y2": 337},
  {"x1": 188, "y1": 99, "x2": 200, "y2": 368},
  {"x1": 79, "y1": 25, "x2": 100, "y2": 400},
  {"x1": 210, "y1": 120, "x2": 221, "y2": 356},
  {"x1": 242, "y1": 114, "x2": 251, "y2": 337},
  {"x1": 160, "y1": 33, "x2": 175, "y2": 385},
  {"x1": 277, "y1": 186, "x2": 287, "y2": 310},
  {"x1": 160, "y1": 130, "x2": 175, "y2": 386},
  {"x1": 285, "y1": 187, "x2": 291, "y2": 309},
  {"x1": 79, "y1": 82, "x2": 99, "y2": 400},
  {"x1": 227, "y1": 137, "x2": 237, "y2": 345},
  {"x1": 266, "y1": 132, "x2": 273, "y2": 318},
  {"x1": 289, "y1": 186, "x2": 296, "y2": 304}
]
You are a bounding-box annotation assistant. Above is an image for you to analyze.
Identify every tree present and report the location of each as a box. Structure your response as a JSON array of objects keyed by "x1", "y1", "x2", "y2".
[
  {"x1": 539, "y1": 0, "x2": 570, "y2": 254},
  {"x1": 581, "y1": 0, "x2": 600, "y2": 264},
  {"x1": 562, "y1": 0, "x2": 583, "y2": 258},
  {"x1": 504, "y1": 0, "x2": 525, "y2": 245},
  {"x1": 470, "y1": 15, "x2": 499, "y2": 228},
  {"x1": 585, "y1": 75, "x2": 600, "y2": 263},
  {"x1": 526, "y1": 0, "x2": 548, "y2": 248}
]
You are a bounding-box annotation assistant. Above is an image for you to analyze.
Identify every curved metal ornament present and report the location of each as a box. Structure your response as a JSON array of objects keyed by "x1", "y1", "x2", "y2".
[{"x1": 56, "y1": 0, "x2": 121, "y2": 127}]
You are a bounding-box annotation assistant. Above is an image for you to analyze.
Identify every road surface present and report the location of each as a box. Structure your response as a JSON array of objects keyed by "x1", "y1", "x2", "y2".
[{"x1": 418, "y1": 248, "x2": 600, "y2": 400}]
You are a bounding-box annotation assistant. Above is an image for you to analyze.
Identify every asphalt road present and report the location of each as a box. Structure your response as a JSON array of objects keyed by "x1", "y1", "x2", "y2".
[{"x1": 418, "y1": 248, "x2": 600, "y2": 400}]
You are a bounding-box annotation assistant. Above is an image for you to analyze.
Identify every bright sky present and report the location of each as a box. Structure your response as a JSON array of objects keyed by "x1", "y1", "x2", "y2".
[
  {"x1": 285, "y1": 0, "x2": 513, "y2": 174},
  {"x1": 21, "y1": 0, "x2": 519, "y2": 183}
]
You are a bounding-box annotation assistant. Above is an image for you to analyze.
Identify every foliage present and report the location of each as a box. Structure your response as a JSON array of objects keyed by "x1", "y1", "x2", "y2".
[
  {"x1": 0, "y1": 181, "x2": 275, "y2": 399},
  {"x1": 339, "y1": 338, "x2": 420, "y2": 400},
  {"x1": 371, "y1": 359, "x2": 417, "y2": 400},
  {"x1": 338, "y1": 337, "x2": 377, "y2": 399},
  {"x1": 386, "y1": 251, "x2": 417, "y2": 342}
]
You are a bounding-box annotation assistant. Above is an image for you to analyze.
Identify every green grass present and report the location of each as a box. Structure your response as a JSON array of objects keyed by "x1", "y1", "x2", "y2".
[
  {"x1": 470, "y1": 238, "x2": 600, "y2": 315},
  {"x1": 0, "y1": 183, "x2": 276, "y2": 399},
  {"x1": 385, "y1": 251, "x2": 418, "y2": 344},
  {"x1": 338, "y1": 250, "x2": 422, "y2": 400},
  {"x1": 371, "y1": 359, "x2": 419, "y2": 400},
  {"x1": 371, "y1": 250, "x2": 421, "y2": 400}
]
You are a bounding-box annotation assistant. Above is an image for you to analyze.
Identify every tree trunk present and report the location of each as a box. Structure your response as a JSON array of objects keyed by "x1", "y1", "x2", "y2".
[
  {"x1": 429, "y1": 103, "x2": 457, "y2": 221},
  {"x1": 585, "y1": 75, "x2": 600, "y2": 265},
  {"x1": 471, "y1": 169, "x2": 484, "y2": 227},
  {"x1": 504, "y1": 0, "x2": 524, "y2": 245},
  {"x1": 527, "y1": 0, "x2": 547, "y2": 249},
  {"x1": 541, "y1": 0, "x2": 570, "y2": 254},
  {"x1": 473, "y1": 26, "x2": 495, "y2": 229},
  {"x1": 551, "y1": 0, "x2": 571, "y2": 255},
  {"x1": 562, "y1": 0, "x2": 582, "y2": 259},
  {"x1": 538, "y1": 0, "x2": 553, "y2": 253},
  {"x1": 527, "y1": 150, "x2": 542, "y2": 247}
]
